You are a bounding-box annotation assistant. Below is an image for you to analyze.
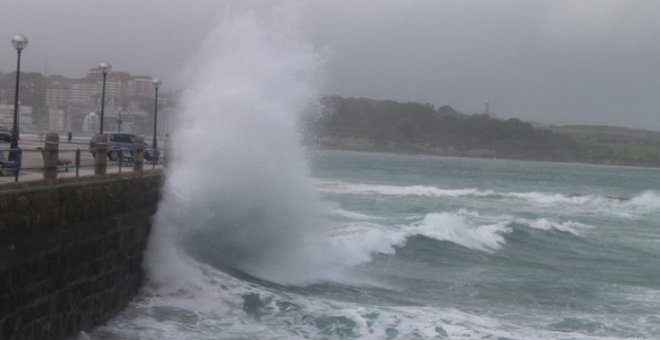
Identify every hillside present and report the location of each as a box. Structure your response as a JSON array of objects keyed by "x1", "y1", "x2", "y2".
[
  {"x1": 549, "y1": 125, "x2": 660, "y2": 166},
  {"x1": 307, "y1": 96, "x2": 660, "y2": 167},
  {"x1": 308, "y1": 96, "x2": 583, "y2": 162}
]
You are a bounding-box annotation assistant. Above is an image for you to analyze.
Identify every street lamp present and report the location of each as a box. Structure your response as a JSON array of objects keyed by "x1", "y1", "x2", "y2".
[
  {"x1": 117, "y1": 109, "x2": 123, "y2": 132},
  {"x1": 9, "y1": 34, "x2": 28, "y2": 161},
  {"x1": 98, "y1": 61, "x2": 111, "y2": 134},
  {"x1": 152, "y1": 78, "x2": 161, "y2": 157}
]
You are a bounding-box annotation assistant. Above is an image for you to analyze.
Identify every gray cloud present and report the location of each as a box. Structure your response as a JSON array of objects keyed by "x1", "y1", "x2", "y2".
[{"x1": 1, "y1": 0, "x2": 659, "y2": 129}]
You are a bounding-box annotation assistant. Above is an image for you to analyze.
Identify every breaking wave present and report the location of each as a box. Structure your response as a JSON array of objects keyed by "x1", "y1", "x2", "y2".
[
  {"x1": 145, "y1": 7, "x2": 343, "y2": 288},
  {"x1": 626, "y1": 190, "x2": 660, "y2": 210},
  {"x1": 325, "y1": 208, "x2": 591, "y2": 265},
  {"x1": 516, "y1": 218, "x2": 590, "y2": 236},
  {"x1": 318, "y1": 181, "x2": 660, "y2": 212}
]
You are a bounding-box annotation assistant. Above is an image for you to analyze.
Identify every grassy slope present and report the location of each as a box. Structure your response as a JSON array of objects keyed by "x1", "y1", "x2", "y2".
[{"x1": 548, "y1": 125, "x2": 660, "y2": 165}]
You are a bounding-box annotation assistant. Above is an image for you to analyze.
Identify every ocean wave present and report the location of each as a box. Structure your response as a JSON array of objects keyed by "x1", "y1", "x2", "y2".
[
  {"x1": 409, "y1": 212, "x2": 511, "y2": 252},
  {"x1": 90, "y1": 256, "x2": 642, "y2": 340},
  {"x1": 317, "y1": 181, "x2": 494, "y2": 198},
  {"x1": 625, "y1": 191, "x2": 660, "y2": 210},
  {"x1": 403, "y1": 211, "x2": 591, "y2": 249},
  {"x1": 317, "y1": 181, "x2": 660, "y2": 213},
  {"x1": 316, "y1": 181, "x2": 597, "y2": 206},
  {"x1": 324, "y1": 203, "x2": 383, "y2": 221},
  {"x1": 325, "y1": 208, "x2": 594, "y2": 268},
  {"x1": 514, "y1": 218, "x2": 591, "y2": 236},
  {"x1": 328, "y1": 222, "x2": 409, "y2": 266},
  {"x1": 327, "y1": 211, "x2": 512, "y2": 267},
  {"x1": 333, "y1": 209, "x2": 382, "y2": 221}
]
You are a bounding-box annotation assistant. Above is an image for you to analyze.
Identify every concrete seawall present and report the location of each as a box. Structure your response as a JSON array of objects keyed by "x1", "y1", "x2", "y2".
[{"x1": 0, "y1": 171, "x2": 163, "y2": 340}]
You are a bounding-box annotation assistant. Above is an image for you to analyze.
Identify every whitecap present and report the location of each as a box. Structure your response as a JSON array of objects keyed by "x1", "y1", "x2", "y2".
[
  {"x1": 625, "y1": 191, "x2": 660, "y2": 210},
  {"x1": 315, "y1": 181, "x2": 658, "y2": 219},
  {"x1": 406, "y1": 212, "x2": 511, "y2": 253},
  {"x1": 514, "y1": 218, "x2": 592, "y2": 236}
]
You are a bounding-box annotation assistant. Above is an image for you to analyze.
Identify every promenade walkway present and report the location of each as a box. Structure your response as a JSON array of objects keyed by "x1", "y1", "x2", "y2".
[{"x1": 0, "y1": 135, "x2": 163, "y2": 185}]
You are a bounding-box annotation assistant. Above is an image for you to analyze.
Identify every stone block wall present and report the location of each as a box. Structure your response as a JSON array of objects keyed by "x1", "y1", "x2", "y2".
[{"x1": 0, "y1": 171, "x2": 163, "y2": 340}]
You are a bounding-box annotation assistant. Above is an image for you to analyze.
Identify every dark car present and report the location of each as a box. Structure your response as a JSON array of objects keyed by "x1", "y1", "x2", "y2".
[
  {"x1": 0, "y1": 126, "x2": 11, "y2": 143},
  {"x1": 143, "y1": 140, "x2": 161, "y2": 161},
  {"x1": 89, "y1": 133, "x2": 138, "y2": 161},
  {"x1": 89, "y1": 133, "x2": 158, "y2": 161}
]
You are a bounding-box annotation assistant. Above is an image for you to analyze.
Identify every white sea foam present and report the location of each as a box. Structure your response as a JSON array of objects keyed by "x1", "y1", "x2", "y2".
[
  {"x1": 317, "y1": 180, "x2": 493, "y2": 198},
  {"x1": 321, "y1": 207, "x2": 597, "y2": 269},
  {"x1": 332, "y1": 208, "x2": 381, "y2": 221},
  {"x1": 322, "y1": 201, "x2": 383, "y2": 221},
  {"x1": 409, "y1": 212, "x2": 511, "y2": 252},
  {"x1": 317, "y1": 181, "x2": 660, "y2": 217},
  {"x1": 328, "y1": 222, "x2": 408, "y2": 266},
  {"x1": 516, "y1": 218, "x2": 590, "y2": 236},
  {"x1": 92, "y1": 256, "x2": 641, "y2": 340},
  {"x1": 325, "y1": 210, "x2": 513, "y2": 267},
  {"x1": 505, "y1": 191, "x2": 600, "y2": 205},
  {"x1": 317, "y1": 181, "x2": 596, "y2": 205},
  {"x1": 626, "y1": 191, "x2": 660, "y2": 210}
]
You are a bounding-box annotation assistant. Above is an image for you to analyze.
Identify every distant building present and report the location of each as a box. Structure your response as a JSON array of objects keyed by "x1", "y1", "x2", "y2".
[
  {"x1": 0, "y1": 88, "x2": 8, "y2": 104},
  {"x1": 48, "y1": 108, "x2": 67, "y2": 132},
  {"x1": 0, "y1": 104, "x2": 11, "y2": 126},
  {"x1": 0, "y1": 69, "x2": 177, "y2": 134},
  {"x1": 129, "y1": 76, "x2": 154, "y2": 99},
  {"x1": 68, "y1": 81, "x2": 97, "y2": 105},
  {"x1": 82, "y1": 112, "x2": 99, "y2": 133},
  {"x1": 45, "y1": 79, "x2": 69, "y2": 108},
  {"x1": 0, "y1": 104, "x2": 35, "y2": 131}
]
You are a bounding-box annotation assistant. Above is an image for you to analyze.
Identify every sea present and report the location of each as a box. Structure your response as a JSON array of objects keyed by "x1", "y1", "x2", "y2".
[
  {"x1": 85, "y1": 150, "x2": 660, "y2": 339},
  {"x1": 84, "y1": 7, "x2": 660, "y2": 339}
]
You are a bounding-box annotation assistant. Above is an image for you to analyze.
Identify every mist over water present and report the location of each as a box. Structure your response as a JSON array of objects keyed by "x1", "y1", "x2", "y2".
[{"x1": 146, "y1": 8, "x2": 340, "y2": 286}]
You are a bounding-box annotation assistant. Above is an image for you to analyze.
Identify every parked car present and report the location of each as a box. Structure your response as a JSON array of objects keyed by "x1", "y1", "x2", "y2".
[
  {"x1": 89, "y1": 133, "x2": 159, "y2": 161},
  {"x1": 143, "y1": 140, "x2": 161, "y2": 161},
  {"x1": 0, "y1": 126, "x2": 11, "y2": 143},
  {"x1": 89, "y1": 133, "x2": 138, "y2": 161}
]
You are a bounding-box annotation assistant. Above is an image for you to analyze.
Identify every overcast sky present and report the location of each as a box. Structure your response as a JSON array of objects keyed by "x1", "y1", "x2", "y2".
[{"x1": 1, "y1": 0, "x2": 659, "y2": 129}]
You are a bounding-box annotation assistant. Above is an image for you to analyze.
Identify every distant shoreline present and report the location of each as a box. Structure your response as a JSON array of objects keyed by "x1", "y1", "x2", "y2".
[{"x1": 309, "y1": 96, "x2": 660, "y2": 169}]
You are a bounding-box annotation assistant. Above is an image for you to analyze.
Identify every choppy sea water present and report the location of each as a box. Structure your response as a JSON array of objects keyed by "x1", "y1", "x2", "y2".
[
  {"x1": 87, "y1": 150, "x2": 660, "y2": 339},
  {"x1": 79, "y1": 7, "x2": 660, "y2": 339}
]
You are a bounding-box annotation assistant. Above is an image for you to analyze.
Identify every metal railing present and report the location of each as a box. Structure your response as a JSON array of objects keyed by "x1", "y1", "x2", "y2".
[
  {"x1": 0, "y1": 148, "x2": 21, "y2": 182},
  {"x1": 0, "y1": 144, "x2": 165, "y2": 183}
]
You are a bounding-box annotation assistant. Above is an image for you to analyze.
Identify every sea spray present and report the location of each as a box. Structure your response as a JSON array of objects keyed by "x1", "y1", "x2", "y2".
[{"x1": 145, "y1": 7, "x2": 338, "y2": 287}]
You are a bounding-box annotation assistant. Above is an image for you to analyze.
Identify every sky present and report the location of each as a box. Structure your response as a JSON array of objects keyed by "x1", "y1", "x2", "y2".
[{"x1": 1, "y1": 0, "x2": 659, "y2": 129}]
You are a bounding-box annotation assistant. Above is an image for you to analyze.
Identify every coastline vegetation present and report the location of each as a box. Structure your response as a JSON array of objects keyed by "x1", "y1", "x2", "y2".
[{"x1": 308, "y1": 96, "x2": 660, "y2": 167}]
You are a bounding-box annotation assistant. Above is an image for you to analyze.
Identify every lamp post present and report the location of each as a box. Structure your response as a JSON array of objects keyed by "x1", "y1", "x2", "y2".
[
  {"x1": 152, "y1": 78, "x2": 161, "y2": 157},
  {"x1": 9, "y1": 34, "x2": 28, "y2": 161},
  {"x1": 98, "y1": 62, "x2": 111, "y2": 134},
  {"x1": 117, "y1": 109, "x2": 123, "y2": 132}
]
